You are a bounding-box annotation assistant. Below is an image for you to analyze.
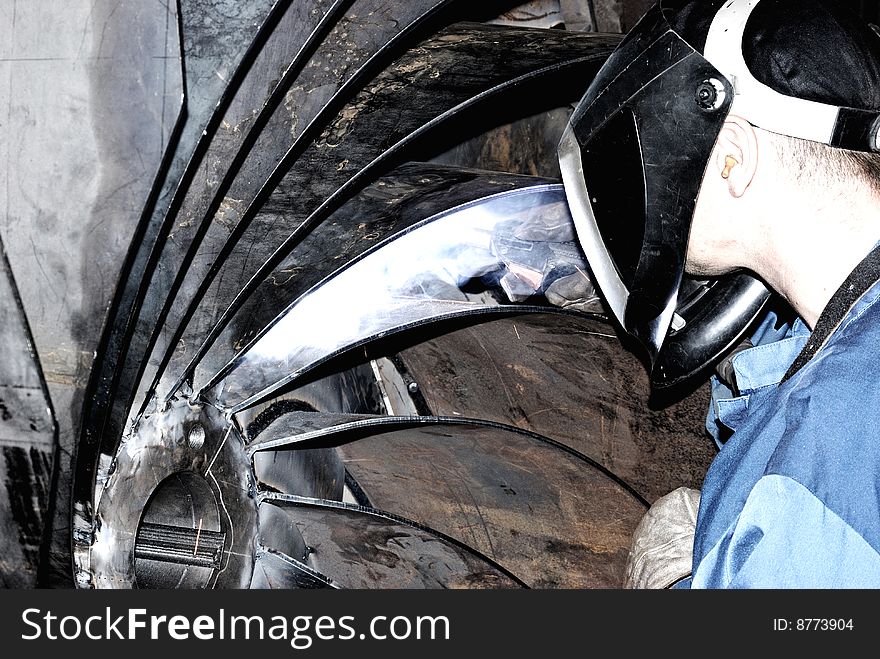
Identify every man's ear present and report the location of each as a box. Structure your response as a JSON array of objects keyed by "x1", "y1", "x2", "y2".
[{"x1": 712, "y1": 115, "x2": 759, "y2": 198}]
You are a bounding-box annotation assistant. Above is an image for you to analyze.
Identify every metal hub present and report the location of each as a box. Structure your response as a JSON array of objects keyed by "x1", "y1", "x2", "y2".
[
  {"x1": 134, "y1": 471, "x2": 225, "y2": 588},
  {"x1": 76, "y1": 400, "x2": 258, "y2": 589}
]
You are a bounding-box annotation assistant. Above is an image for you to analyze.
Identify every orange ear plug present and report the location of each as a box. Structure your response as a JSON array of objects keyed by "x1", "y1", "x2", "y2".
[{"x1": 721, "y1": 155, "x2": 739, "y2": 179}]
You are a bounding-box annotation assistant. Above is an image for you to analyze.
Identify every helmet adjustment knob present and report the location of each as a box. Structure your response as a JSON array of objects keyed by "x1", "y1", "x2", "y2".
[{"x1": 695, "y1": 78, "x2": 726, "y2": 111}]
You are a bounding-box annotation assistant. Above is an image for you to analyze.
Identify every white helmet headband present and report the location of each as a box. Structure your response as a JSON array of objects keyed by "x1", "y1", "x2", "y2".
[{"x1": 704, "y1": 0, "x2": 880, "y2": 150}]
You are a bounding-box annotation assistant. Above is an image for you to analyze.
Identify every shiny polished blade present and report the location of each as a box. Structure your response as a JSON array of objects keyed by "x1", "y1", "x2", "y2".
[
  {"x1": 200, "y1": 185, "x2": 600, "y2": 412},
  {"x1": 155, "y1": 7, "x2": 535, "y2": 405},
  {"x1": 253, "y1": 447, "x2": 345, "y2": 502}
]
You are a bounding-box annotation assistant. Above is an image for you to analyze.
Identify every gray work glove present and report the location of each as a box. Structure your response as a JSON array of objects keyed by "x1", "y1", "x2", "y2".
[
  {"x1": 623, "y1": 487, "x2": 700, "y2": 589},
  {"x1": 543, "y1": 268, "x2": 603, "y2": 313}
]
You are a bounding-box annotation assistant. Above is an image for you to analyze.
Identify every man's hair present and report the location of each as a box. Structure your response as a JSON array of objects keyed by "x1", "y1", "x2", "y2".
[
  {"x1": 773, "y1": 131, "x2": 880, "y2": 195},
  {"x1": 672, "y1": 0, "x2": 880, "y2": 195}
]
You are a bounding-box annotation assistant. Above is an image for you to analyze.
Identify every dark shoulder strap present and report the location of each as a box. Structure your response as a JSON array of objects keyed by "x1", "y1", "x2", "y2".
[{"x1": 782, "y1": 245, "x2": 880, "y2": 383}]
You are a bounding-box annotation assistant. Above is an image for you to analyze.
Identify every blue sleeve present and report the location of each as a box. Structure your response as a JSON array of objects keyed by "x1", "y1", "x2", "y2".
[{"x1": 692, "y1": 474, "x2": 880, "y2": 588}]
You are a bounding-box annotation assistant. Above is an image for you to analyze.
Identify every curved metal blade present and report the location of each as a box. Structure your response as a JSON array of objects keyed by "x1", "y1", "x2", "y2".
[
  {"x1": 199, "y1": 185, "x2": 599, "y2": 412},
  {"x1": 182, "y1": 164, "x2": 558, "y2": 406},
  {"x1": 247, "y1": 412, "x2": 412, "y2": 452},
  {"x1": 248, "y1": 400, "x2": 347, "y2": 501},
  {"x1": 128, "y1": 0, "x2": 357, "y2": 424},
  {"x1": 251, "y1": 548, "x2": 338, "y2": 589},
  {"x1": 165, "y1": 26, "x2": 618, "y2": 403},
  {"x1": 336, "y1": 422, "x2": 645, "y2": 588},
  {"x1": 249, "y1": 414, "x2": 645, "y2": 588},
  {"x1": 141, "y1": 1, "x2": 511, "y2": 411},
  {"x1": 252, "y1": 448, "x2": 345, "y2": 502},
  {"x1": 260, "y1": 494, "x2": 525, "y2": 589},
  {"x1": 396, "y1": 313, "x2": 718, "y2": 502},
  {"x1": 235, "y1": 364, "x2": 389, "y2": 431}
]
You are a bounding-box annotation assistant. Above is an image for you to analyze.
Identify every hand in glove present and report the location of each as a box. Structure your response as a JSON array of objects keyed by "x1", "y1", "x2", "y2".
[{"x1": 623, "y1": 487, "x2": 700, "y2": 589}]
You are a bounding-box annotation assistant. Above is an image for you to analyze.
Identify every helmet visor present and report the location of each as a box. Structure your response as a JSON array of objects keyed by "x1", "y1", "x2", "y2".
[{"x1": 559, "y1": 0, "x2": 734, "y2": 361}]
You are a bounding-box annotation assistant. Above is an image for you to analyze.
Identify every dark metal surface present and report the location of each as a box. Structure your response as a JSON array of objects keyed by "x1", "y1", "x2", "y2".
[
  {"x1": 0, "y1": 240, "x2": 57, "y2": 587},
  {"x1": 260, "y1": 495, "x2": 524, "y2": 589},
  {"x1": 252, "y1": 445, "x2": 344, "y2": 502},
  {"x1": 239, "y1": 365, "x2": 387, "y2": 430},
  {"x1": 339, "y1": 424, "x2": 643, "y2": 588},
  {"x1": 247, "y1": 413, "x2": 646, "y2": 587},
  {"x1": 432, "y1": 108, "x2": 574, "y2": 178}
]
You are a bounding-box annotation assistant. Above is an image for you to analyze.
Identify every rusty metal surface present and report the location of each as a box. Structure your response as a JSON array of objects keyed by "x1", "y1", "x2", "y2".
[
  {"x1": 432, "y1": 108, "x2": 574, "y2": 179},
  {"x1": 337, "y1": 422, "x2": 645, "y2": 588},
  {"x1": 398, "y1": 313, "x2": 717, "y2": 503},
  {"x1": 490, "y1": 0, "x2": 564, "y2": 28}
]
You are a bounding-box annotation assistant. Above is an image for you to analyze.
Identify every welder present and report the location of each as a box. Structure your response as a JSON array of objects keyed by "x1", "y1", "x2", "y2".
[{"x1": 559, "y1": 0, "x2": 880, "y2": 587}]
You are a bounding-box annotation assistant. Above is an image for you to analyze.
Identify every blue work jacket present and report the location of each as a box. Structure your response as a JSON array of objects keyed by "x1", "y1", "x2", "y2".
[{"x1": 682, "y1": 247, "x2": 880, "y2": 588}]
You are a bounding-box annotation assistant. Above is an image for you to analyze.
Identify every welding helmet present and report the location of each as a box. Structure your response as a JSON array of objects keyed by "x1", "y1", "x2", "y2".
[{"x1": 559, "y1": 0, "x2": 880, "y2": 389}]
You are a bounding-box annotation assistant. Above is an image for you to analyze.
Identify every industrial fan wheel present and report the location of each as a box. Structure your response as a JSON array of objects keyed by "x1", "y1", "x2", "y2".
[{"x1": 0, "y1": 0, "x2": 717, "y2": 589}]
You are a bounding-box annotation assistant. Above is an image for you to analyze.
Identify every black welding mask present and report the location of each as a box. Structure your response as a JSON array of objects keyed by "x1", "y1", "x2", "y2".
[{"x1": 559, "y1": 0, "x2": 880, "y2": 389}]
